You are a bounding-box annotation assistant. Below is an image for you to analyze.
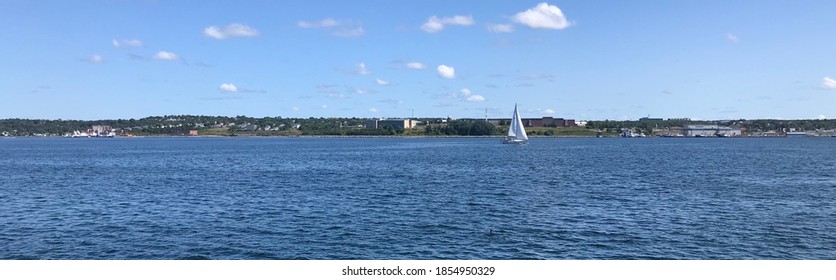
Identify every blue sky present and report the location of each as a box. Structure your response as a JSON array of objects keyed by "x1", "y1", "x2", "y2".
[{"x1": 2, "y1": 1, "x2": 835, "y2": 120}]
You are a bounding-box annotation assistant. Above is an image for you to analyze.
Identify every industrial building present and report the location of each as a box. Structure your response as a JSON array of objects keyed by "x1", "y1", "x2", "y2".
[
  {"x1": 683, "y1": 125, "x2": 741, "y2": 137},
  {"x1": 522, "y1": 117, "x2": 576, "y2": 127},
  {"x1": 365, "y1": 118, "x2": 417, "y2": 129}
]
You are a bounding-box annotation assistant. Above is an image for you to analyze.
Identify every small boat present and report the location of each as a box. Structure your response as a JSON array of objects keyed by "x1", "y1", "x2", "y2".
[{"x1": 502, "y1": 103, "x2": 528, "y2": 144}]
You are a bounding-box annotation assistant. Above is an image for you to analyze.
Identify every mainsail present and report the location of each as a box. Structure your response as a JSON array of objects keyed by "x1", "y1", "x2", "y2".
[
  {"x1": 509, "y1": 104, "x2": 528, "y2": 140},
  {"x1": 503, "y1": 103, "x2": 528, "y2": 144}
]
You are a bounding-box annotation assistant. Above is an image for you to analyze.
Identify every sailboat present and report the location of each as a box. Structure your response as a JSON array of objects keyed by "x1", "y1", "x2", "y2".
[{"x1": 502, "y1": 103, "x2": 529, "y2": 144}]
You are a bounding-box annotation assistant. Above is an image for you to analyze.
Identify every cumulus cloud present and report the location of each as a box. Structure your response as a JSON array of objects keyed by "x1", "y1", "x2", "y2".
[
  {"x1": 357, "y1": 63, "x2": 370, "y2": 75},
  {"x1": 421, "y1": 15, "x2": 474, "y2": 33},
  {"x1": 459, "y1": 88, "x2": 485, "y2": 102},
  {"x1": 112, "y1": 39, "x2": 143, "y2": 48},
  {"x1": 369, "y1": 108, "x2": 379, "y2": 113},
  {"x1": 333, "y1": 27, "x2": 365, "y2": 37},
  {"x1": 87, "y1": 54, "x2": 103, "y2": 64},
  {"x1": 437, "y1": 64, "x2": 455, "y2": 79},
  {"x1": 204, "y1": 23, "x2": 260, "y2": 40},
  {"x1": 376, "y1": 79, "x2": 390, "y2": 85},
  {"x1": 542, "y1": 109, "x2": 556, "y2": 115},
  {"x1": 406, "y1": 62, "x2": 426, "y2": 70},
  {"x1": 153, "y1": 51, "x2": 178, "y2": 60},
  {"x1": 467, "y1": 95, "x2": 486, "y2": 102},
  {"x1": 822, "y1": 77, "x2": 836, "y2": 90},
  {"x1": 487, "y1": 23, "x2": 514, "y2": 33},
  {"x1": 726, "y1": 33, "x2": 739, "y2": 43},
  {"x1": 220, "y1": 83, "x2": 238, "y2": 92},
  {"x1": 818, "y1": 114, "x2": 827, "y2": 120},
  {"x1": 298, "y1": 18, "x2": 365, "y2": 37},
  {"x1": 513, "y1": 2, "x2": 572, "y2": 30},
  {"x1": 298, "y1": 18, "x2": 340, "y2": 28},
  {"x1": 350, "y1": 86, "x2": 375, "y2": 95}
]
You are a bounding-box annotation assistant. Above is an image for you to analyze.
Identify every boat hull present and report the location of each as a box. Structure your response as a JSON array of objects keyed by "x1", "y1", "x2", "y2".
[{"x1": 501, "y1": 138, "x2": 528, "y2": 144}]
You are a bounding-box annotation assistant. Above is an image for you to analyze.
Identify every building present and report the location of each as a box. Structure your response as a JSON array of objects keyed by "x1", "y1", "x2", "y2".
[
  {"x1": 639, "y1": 117, "x2": 663, "y2": 121},
  {"x1": 521, "y1": 117, "x2": 576, "y2": 127},
  {"x1": 786, "y1": 132, "x2": 808, "y2": 137},
  {"x1": 365, "y1": 118, "x2": 417, "y2": 129},
  {"x1": 91, "y1": 125, "x2": 112, "y2": 133},
  {"x1": 683, "y1": 125, "x2": 741, "y2": 137},
  {"x1": 189, "y1": 130, "x2": 199, "y2": 136}
]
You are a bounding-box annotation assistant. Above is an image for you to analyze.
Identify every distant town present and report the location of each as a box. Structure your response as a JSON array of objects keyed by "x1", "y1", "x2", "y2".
[{"x1": 2, "y1": 115, "x2": 836, "y2": 138}]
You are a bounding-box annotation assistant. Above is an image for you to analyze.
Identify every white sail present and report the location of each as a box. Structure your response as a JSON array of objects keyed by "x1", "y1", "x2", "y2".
[
  {"x1": 503, "y1": 103, "x2": 528, "y2": 144},
  {"x1": 510, "y1": 104, "x2": 528, "y2": 140}
]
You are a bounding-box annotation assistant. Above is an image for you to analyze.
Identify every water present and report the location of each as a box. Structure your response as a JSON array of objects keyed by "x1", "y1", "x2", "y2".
[{"x1": 1, "y1": 137, "x2": 834, "y2": 259}]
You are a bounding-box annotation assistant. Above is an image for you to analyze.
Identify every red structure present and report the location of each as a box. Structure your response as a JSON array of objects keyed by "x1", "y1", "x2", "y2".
[{"x1": 522, "y1": 117, "x2": 576, "y2": 127}]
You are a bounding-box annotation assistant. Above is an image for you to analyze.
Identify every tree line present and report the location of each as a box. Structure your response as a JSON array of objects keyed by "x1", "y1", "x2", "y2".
[{"x1": 0, "y1": 115, "x2": 498, "y2": 136}]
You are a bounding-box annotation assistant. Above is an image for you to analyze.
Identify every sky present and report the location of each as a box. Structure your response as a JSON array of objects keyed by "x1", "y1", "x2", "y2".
[{"x1": 1, "y1": 0, "x2": 835, "y2": 121}]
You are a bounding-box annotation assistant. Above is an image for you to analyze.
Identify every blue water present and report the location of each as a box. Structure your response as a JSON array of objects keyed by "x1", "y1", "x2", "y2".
[{"x1": 1, "y1": 137, "x2": 834, "y2": 259}]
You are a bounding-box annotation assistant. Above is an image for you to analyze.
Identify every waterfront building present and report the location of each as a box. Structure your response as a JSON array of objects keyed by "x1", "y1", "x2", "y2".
[
  {"x1": 365, "y1": 118, "x2": 417, "y2": 129},
  {"x1": 683, "y1": 125, "x2": 741, "y2": 137},
  {"x1": 91, "y1": 125, "x2": 112, "y2": 133},
  {"x1": 521, "y1": 117, "x2": 576, "y2": 127}
]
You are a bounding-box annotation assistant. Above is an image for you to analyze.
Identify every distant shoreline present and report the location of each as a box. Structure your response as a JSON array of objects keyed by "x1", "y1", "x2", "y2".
[{"x1": 4, "y1": 135, "x2": 833, "y2": 139}]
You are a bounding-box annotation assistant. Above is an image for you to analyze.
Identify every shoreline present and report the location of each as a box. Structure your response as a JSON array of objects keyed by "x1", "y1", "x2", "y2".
[{"x1": 4, "y1": 134, "x2": 833, "y2": 139}]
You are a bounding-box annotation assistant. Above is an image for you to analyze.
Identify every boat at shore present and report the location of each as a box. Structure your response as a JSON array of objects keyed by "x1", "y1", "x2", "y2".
[
  {"x1": 502, "y1": 103, "x2": 528, "y2": 144},
  {"x1": 65, "y1": 130, "x2": 115, "y2": 138}
]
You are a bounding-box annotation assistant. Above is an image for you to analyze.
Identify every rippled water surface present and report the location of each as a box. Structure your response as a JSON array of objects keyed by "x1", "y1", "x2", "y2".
[{"x1": 1, "y1": 137, "x2": 834, "y2": 259}]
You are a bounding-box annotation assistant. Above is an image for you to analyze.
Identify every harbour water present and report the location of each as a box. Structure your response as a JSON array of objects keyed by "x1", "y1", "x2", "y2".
[{"x1": 1, "y1": 137, "x2": 834, "y2": 259}]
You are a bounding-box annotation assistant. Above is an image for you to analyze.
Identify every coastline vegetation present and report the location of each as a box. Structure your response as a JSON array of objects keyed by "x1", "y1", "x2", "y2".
[{"x1": 2, "y1": 115, "x2": 836, "y2": 137}]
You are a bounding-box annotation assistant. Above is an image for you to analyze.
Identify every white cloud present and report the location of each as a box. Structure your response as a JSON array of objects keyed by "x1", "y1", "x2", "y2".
[
  {"x1": 321, "y1": 104, "x2": 328, "y2": 109},
  {"x1": 458, "y1": 88, "x2": 485, "y2": 102},
  {"x1": 376, "y1": 79, "x2": 390, "y2": 85},
  {"x1": 513, "y1": 2, "x2": 572, "y2": 30},
  {"x1": 153, "y1": 51, "x2": 178, "y2": 60},
  {"x1": 327, "y1": 92, "x2": 347, "y2": 99},
  {"x1": 369, "y1": 108, "x2": 379, "y2": 113},
  {"x1": 203, "y1": 23, "x2": 260, "y2": 40},
  {"x1": 112, "y1": 39, "x2": 143, "y2": 48},
  {"x1": 421, "y1": 15, "x2": 474, "y2": 33},
  {"x1": 219, "y1": 83, "x2": 238, "y2": 92},
  {"x1": 87, "y1": 54, "x2": 103, "y2": 64},
  {"x1": 467, "y1": 95, "x2": 486, "y2": 102},
  {"x1": 822, "y1": 77, "x2": 836, "y2": 90},
  {"x1": 298, "y1": 18, "x2": 340, "y2": 28},
  {"x1": 487, "y1": 23, "x2": 514, "y2": 33},
  {"x1": 817, "y1": 114, "x2": 827, "y2": 120},
  {"x1": 351, "y1": 86, "x2": 374, "y2": 95},
  {"x1": 332, "y1": 27, "x2": 365, "y2": 37},
  {"x1": 292, "y1": 107, "x2": 300, "y2": 111},
  {"x1": 406, "y1": 62, "x2": 426, "y2": 70},
  {"x1": 726, "y1": 33, "x2": 739, "y2": 43},
  {"x1": 542, "y1": 109, "x2": 556, "y2": 115},
  {"x1": 298, "y1": 18, "x2": 365, "y2": 37},
  {"x1": 357, "y1": 63, "x2": 370, "y2": 75},
  {"x1": 437, "y1": 64, "x2": 455, "y2": 79}
]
